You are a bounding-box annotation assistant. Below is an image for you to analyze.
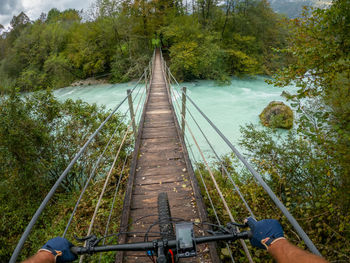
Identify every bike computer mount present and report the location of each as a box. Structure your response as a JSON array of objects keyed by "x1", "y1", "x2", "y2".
[{"x1": 175, "y1": 222, "x2": 196, "y2": 258}]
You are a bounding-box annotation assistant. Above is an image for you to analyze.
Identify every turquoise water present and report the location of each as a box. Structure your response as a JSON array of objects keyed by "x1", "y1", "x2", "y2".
[{"x1": 53, "y1": 76, "x2": 296, "y2": 160}]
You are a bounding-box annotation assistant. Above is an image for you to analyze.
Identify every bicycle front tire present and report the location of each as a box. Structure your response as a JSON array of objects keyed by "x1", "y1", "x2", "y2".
[{"x1": 158, "y1": 192, "x2": 175, "y2": 240}]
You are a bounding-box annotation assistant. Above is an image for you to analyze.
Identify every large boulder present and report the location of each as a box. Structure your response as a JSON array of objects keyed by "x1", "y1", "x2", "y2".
[{"x1": 259, "y1": 101, "x2": 293, "y2": 129}]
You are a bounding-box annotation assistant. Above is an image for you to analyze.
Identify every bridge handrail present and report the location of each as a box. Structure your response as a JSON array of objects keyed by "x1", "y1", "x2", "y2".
[{"x1": 159, "y1": 48, "x2": 321, "y2": 257}]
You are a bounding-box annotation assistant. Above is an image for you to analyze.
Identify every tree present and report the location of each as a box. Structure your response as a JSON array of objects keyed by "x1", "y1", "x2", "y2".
[
  {"x1": 0, "y1": 90, "x2": 130, "y2": 260},
  {"x1": 10, "y1": 12, "x2": 31, "y2": 29},
  {"x1": 272, "y1": 0, "x2": 350, "y2": 209}
]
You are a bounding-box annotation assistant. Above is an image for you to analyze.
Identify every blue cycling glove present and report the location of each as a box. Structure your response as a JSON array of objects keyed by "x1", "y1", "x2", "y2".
[
  {"x1": 39, "y1": 237, "x2": 78, "y2": 262},
  {"x1": 246, "y1": 217, "x2": 285, "y2": 250}
]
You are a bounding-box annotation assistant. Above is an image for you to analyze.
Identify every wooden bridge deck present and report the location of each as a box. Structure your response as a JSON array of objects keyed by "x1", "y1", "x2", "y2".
[{"x1": 117, "y1": 50, "x2": 218, "y2": 263}]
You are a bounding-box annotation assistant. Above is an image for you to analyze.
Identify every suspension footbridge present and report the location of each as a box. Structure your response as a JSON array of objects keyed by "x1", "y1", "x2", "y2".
[{"x1": 10, "y1": 49, "x2": 321, "y2": 263}]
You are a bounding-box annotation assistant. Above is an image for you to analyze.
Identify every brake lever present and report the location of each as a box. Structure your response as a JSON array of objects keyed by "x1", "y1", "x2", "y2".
[
  {"x1": 74, "y1": 234, "x2": 96, "y2": 242},
  {"x1": 74, "y1": 234, "x2": 102, "y2": 253},
  {"x1": 227, "y1": 222, "x2": 247, "y2": 228},
  {"x1": 206, "y1": 222, "x2": 248, "y2": 236}
]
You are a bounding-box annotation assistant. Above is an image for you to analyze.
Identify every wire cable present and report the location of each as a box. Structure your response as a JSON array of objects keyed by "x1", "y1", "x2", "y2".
[
  {"x1": 185, "y1": 134, "x2": 235, "y2": 263},
  {"x1": 160, "y1": 53, "x2": 254, "y2": 263},
  {"x1": 172, "y1": 83, "x2": 321, "y2": 256},
  {"x1": 10, "y1": 70, "x2": 147, "y2": 263},
  {"x1": 98, "y1": 155, "x2": 129, "y2": 263},
  {"x1": 79, "y1": 77, "x2": 148, "y2": 263},
  {"x1": 63, "y1": 107, "x2": 130, "y2": 237},
  {"x1": 171, "y1": 84, "x2": 256, "y2": 219}
]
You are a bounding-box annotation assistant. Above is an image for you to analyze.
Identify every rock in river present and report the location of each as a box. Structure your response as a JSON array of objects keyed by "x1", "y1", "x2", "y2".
[{"x1": 259, "y1": 101, "x2": 293, "y2": 129}]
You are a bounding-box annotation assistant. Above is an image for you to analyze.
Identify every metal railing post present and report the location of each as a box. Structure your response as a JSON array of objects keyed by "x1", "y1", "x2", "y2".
[
  {"x1": 127, "y1": 89, "x2": 137, "y2": 139},
  {"x1": 145, "y1": 69, "x2": 148, "y2": 92},
  {"x1": 181, "y1": 87, "x2": 187, "y2": 138},
  {"x1": 167, "y1": 67, "x2": 171, "y2": 87}
]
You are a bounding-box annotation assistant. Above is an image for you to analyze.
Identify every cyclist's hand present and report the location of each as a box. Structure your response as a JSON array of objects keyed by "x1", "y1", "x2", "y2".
[
  {"x1": 245, "y1": 217, "x2": 285, "y2": 250},
  {"x1": 39, "y1": 237, "x2": 78, "y2": 262}
]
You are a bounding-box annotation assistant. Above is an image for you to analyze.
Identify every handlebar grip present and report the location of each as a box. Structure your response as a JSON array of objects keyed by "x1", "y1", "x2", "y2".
[
  {"x1": 71, "y1": 246, "x2": 84, "y2": 255},
  {"x1": 237, "y1": 231, "x2": 252, "y2": 240}
]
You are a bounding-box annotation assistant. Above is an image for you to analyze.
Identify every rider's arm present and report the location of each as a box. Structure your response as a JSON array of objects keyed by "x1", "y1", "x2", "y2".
[
  {"x1": 246, "y1": 217, "x2": 328, "y2": 263},
  {"x1": 22, "y1": 250, "x2": 55, "y2": 263},
  {"x1": 22, "y1": 237, "x2": 77, "y2": 263},
  {"x1": 268, "y1": 238, "x2": 328, "y2": 263}
]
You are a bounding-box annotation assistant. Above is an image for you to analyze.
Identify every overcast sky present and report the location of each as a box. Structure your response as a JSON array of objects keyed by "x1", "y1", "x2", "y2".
[{"x1": 0, "y1": 0, "x2": 94, "y2": 28}]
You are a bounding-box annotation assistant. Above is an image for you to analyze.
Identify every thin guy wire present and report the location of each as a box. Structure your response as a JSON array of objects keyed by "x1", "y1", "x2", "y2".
[
  {"x1": 131, "y1": 78, "x2": 146, "y2": 108},
  {"x1": 164, "y1": 57, "x2": 251, "y2": 220},
  {"x1": 102, "y1": 155, "x2": 128, "y2": 241},
  {"x1": 78, "y1": 117, "x2": 132, "y2": 263},
  {"x1": 84, "y1": 77, "x2": 147, "y2": 237},
  {"x1": 163, "y1": 61, "x2": 254, "y2": 263},
  {"x1": 161, "y1": 52, "x2": 237, "y2": 261},
  {"x1": 173, "y1": 92, "x2": 254, "y2": 263},
  {"x1": 171, "y1": 84, "x2": 255, "y2": 219},
  {"x1": 185, "y1": 134, "x2": 235, "y2": 263},
  {"x1": 63, "y1": 106, "x2": 130, "y2": 237},
  {"x1": 79, "y1": 79, "x2": 147, "y2": 263},
  {"x1": 98, "y1": 155, "x2": 129, "y2": 263},
  {"x1": 10, "y1": 66, "x2": 148, "y2": 263},
  {"x1": 163, "y1": 59, "x2": 254, "y2": 263}
]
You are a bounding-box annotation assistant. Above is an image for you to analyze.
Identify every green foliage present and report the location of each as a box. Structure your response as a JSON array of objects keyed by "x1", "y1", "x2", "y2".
[
  {"x1": 0, "y1": 90, "x2": 131, "y2": 261},
  {"x1": 271, "y1": 0, "x2": 350, "y2": 208},
  {"x1": 0, "y1": 0, "x2": 291, "y2": 91},
  {"x1": 162, "y1": 17, "x2": 228, "y2": 81},
  {"x1": 239, "y1": 124, "x2": 350, "y2": 261},
  {"x1": 195, "y1": 124, "x2": 350, "y2": 261}
]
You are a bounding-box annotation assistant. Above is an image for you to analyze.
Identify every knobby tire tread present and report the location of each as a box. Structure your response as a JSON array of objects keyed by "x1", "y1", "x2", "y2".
[{"x1": 158, "y1": 192, "x2": 175, "y2": 240}]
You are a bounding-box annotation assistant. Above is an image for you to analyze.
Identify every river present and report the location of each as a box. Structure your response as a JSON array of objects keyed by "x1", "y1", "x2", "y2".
[{"x1": 53, "y1": 76, "x2": 296, "y2": 161}]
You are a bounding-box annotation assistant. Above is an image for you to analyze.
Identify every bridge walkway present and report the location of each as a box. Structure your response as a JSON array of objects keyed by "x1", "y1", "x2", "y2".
[{"x1": 118, "y1": 50, "x2": 217, "y2": 262}]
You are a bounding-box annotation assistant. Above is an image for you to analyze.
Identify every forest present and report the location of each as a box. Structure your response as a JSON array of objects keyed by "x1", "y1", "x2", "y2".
[
  {"x1": 0, "y1": 0, "x2": 290, "y2": 93},
  {"x1": 0, "y1": 0, "x2": 349, "y2": 261}
]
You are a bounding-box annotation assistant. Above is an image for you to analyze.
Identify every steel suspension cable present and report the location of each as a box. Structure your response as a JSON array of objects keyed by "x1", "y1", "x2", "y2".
[
  {"x1": 64, "y1": 75, "x2": 146, "y2": 237},
  {"x1": 170, "y1": 85, "x2": 256, "y2": 219},
  {"x1": 167, "y1": 75, "x2": 254, "y2": 263},
  {"x1": 9, "y1": 70, "x2": 147, "y2": 263}
]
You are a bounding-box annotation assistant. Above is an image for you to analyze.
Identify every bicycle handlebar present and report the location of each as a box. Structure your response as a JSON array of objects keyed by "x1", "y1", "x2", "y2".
[{"x1": 71, "y1": 231, "x2": 252, "y2": 255}]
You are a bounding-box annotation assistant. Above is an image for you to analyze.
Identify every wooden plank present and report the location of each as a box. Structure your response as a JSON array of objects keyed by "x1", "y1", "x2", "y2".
[
  {"x1": 164, "y1": 71, "x2": 220, "y2": 263},
  {"x1": 143, "y1": 121, "x2": 174, "y2": 128},
  {"x1": 137, "y1": 159, "x2": 185, "y2": 169},
  {"x1": 139, "y1": 143, "x2": 180, "y2": 153},
  {"x1": 140, "y1": 137, "x2": 179, "y2": 145},
  {"x1": 115, "y1": 57, "x2": 153, "y2": 263},
  {"x1": 134, "y1": 173, "x2": 184, "y2": 186},
  {"x1": 120, "y1": 49, "x2": 217, "y2": 263},
  {"x1": 130, "y1": 204, "x2": 198, "y2": 221},
  {"x1": 137, "y1": 147, "x2": 182, "y2": 160}
]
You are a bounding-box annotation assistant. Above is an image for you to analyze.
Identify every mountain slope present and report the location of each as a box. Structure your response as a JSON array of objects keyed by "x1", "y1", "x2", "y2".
[{"x1": 268, "y1": 0, "x2": 332, "y2": 18}]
